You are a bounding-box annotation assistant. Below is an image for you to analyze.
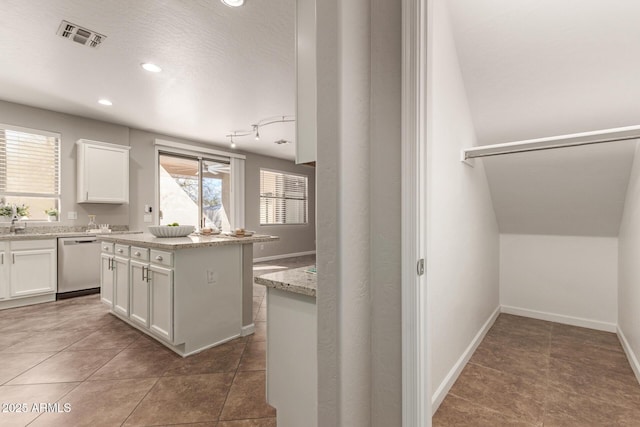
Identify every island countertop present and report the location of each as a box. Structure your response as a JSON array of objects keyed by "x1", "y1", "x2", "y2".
[
  {"x1": 255, "y1": 265, "x2": 317, "y2": 297},
  {"x1": 97, "y1": 233, "x2": 279, "y2": 250}
]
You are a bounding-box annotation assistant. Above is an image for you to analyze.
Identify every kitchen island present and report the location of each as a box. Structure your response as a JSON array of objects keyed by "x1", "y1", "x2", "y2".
[
  {"x1": 255, "y1": 265, "x2": 317, "y2": 427},
  {"x1": 98, "y1": 233, "x2": 278, "y2": 356}
]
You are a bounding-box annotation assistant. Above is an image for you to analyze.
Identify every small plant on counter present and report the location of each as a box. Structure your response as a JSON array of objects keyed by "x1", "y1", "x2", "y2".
[
  {"x1": 44, "y1": 208, "x2": 59, "y2": 216},
  {"x1": 0, "y1": 205, "x2": 12, "y2": 217},
  {"x1": 16, "y1": 204, "x2": 29, "y2": 218}
]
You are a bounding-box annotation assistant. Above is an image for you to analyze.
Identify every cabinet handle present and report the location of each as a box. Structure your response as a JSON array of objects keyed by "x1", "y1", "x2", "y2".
[
  {"x1": 1, "y1": 253, "x2": 3, "y2": 264},
  {"x1": 142, "y1": 266, "x2": 146, "y2": 281},
  {"x1": 103, "y1": 246, "x2": 109, "y2": 250},
  {"x1": 155, "y1": 255, "x2": 163, "y2": 261},
  {"x1": 117, "y1": 248, "x2": 123, "y2": 253},
  {"x1": 12, "y1": 254, "x2": 15, "y2": 264},
  {"x1": 134, "y1": 251, "x2": 141, "y2": 256},
  {"x1": 86, "y1": 191, "x2": 89, "y2": 200},
  {"x1": 146, "y1": 267, "x2": 151, "y2": 283},
  {"x1": 110, "y1": 258, "x2": 114, "y2": 270}
]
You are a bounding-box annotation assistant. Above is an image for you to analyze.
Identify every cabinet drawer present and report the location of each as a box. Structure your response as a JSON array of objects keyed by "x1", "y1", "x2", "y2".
[
  {"x1": 101, "y1": 242, "x2": 114, "y2": 253},
  {"x1": 11, "y1": 239, "x2": 56, "y2": 251},
  {"x1": 131, "y1": 246, "x2": 149, "y2": 261},
  {"x1": 150, "y1": 250, "x2": 173, "y2": 267},
  {"x1": 114, "y1": 244, "x2": 129, "y2": 257}
]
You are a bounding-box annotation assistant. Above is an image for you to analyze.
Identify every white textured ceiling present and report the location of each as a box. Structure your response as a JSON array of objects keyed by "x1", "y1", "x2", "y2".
[
  {"x1": 448, "y1": 0, "x2": 640, "y2": 145},
  {"x1": 0, "y1": 0, "x2": 296, "y2": 159},
  {"x1": 447, "y1": 1, "x2": 640, "y2": 236},
  {"x1": 482, "y1": 141, "x2": 637, "y2": 237}
]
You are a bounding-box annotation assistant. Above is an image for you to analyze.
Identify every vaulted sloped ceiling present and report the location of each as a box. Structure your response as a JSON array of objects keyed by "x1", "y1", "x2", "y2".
[
  {"x1": 0, "y1": 0, "x2": 295, "y2": 159},
  {"x1": 448, "y1": 0, "x2": 640, "y2": 146},
  {"x1": 447, "y1": 0, "x2": 640, "y2": 236}
]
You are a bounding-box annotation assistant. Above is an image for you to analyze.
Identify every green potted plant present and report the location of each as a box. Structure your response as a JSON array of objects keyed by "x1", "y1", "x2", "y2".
[
  {"x1": 44, "y1": 208, "x2": 58, "y2": 222},
  {"x1": 0, "y1": 205, "x2": 12, "y2": 222},
  {"x1": 16, "y1": 204, "x2": 29, "y2": 219}
]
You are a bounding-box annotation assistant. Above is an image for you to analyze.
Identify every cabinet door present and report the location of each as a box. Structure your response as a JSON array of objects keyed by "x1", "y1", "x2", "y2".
[
  {"x1": 79, "y1": 142, "x2": 129, "y2": 203},
  {"x1": 113, "y1": 256, "x2": 130, "y2": 317},
  {"x1": 100, "y1": 253, "x2": 114, "y2": 307},
  {"x1": 130, "y1": 260, "x2": 150, "y2": 328},
  {"x1": 149, "y1": 265, "x2": 173, "y2": 342},
  {"x1": 10, "y1": 249, "x2": 56, "y2": 297},
  {"x1": 0, "y1": 251, "x2": 7, "y2": 300}
]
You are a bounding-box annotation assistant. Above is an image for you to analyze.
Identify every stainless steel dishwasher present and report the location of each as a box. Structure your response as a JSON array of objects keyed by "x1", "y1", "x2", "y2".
[{"x1": 57, "y1": 236, "x2": 101, "y2": 298}]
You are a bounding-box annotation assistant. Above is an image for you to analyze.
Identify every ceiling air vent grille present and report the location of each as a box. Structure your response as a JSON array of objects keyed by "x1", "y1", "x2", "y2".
[{"x1": 56, "y1": 20, "x2": 106, "y2": 49}]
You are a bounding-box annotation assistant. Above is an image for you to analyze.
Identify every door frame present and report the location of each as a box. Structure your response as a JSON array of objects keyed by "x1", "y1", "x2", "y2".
[{"x1": 401, "y1": 0, "x2": 430, "y2": 425}]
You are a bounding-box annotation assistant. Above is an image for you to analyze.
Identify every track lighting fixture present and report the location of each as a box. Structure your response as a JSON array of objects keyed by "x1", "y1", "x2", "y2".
[{"x1": 226, "y1": 115, "x2": 295, "y2": 149}]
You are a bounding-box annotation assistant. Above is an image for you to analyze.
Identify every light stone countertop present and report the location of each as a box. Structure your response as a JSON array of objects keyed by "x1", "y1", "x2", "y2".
[
  {"x1": 97, "y1": 233, "x2": 279, "y2": 250},
  {"x1": 255, "y1": 265, "x2": 317, "y2": 298},
  {"x1": 0, "y1": 229, "x2": 138, "y2": 241}
]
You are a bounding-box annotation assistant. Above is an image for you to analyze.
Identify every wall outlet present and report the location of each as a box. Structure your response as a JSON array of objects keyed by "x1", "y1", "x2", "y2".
[
  {"x1": 143, "y1": 214, "x2": 153, "y2": 223},
  {"x1": 206, "y1": 270, "x2": 218, "y2": 284},
  {"x1": 67, "y1": 211, "x2": 77, "y2": 220}
]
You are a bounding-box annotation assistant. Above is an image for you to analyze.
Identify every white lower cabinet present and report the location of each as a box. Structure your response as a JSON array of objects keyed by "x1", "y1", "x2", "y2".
[
  {"x1": 100, "y1": 253, "x2": 114, "y2": 307},
  {"x1": 149, "y1": 265, "x2": 173, "y2": 342},
  {"x1": 0, "y1": 240, "x2": 56, "y2": 302},
  {"x1": 129, "y1": 260, "x2": 150, "y2": 328},
  {"x1": 113, "y1": 256, "x2": 130, "y2": 317}
]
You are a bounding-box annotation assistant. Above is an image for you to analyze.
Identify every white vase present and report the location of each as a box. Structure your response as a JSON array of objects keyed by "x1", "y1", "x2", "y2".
[{"x1": 48, "y1": 215, "x2": 57, "y2": 222}]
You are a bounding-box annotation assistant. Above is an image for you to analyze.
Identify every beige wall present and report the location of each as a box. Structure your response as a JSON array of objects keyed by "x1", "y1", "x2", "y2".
[
  {"x1": 0, "y1": 100, "x2": 316, "y2": 259},
  {"x1": 0, "y1": 100, "x2": 130, "y2": 227}
]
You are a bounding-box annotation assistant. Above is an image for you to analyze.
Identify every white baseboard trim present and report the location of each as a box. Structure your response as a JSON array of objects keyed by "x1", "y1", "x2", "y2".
[
  {"x1": 431, "y1": 306, "x2": 500, "y2": 414},
  {"x1": 500, "y1": 305, "x2": 617, "y2": 333},
  {"x1": 241, "y1": 323, "x2": 255, "y2": 337},
  {"x1": 253, "y1": 251, "x2": 316, "y2": 263},
  {"x1": 618, "y1": 327, "x2": 640, "y2": 385}
]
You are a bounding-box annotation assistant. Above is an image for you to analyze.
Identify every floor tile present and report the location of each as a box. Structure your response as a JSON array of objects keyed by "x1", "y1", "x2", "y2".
[
  {"x1": 0, "y1": 331, "x2": 31, "y2": 350},
  {"x1": 238, "y1": 341, "x2": 266, "y2": 372},
  {"x1": 8, "y1": 349, "x2": 118, "y2": 384},
  {"x1": 255, "y1": 307, "x2": 267, "y2": 322},
  {"x1": 449, "y1": 362, "x2": 546, "y2": 423},
  {"x1": 89, "y1": 346, "x2": 180, "y2": 380},
  {"x1": 0, "y1": 352, "x2": 54, "y2": 385},
  {"x1": 550, "y1": 336, "x2": 634, "y2": 376},
  {"x1": 29, "y1": 378, "x2": 157, "y2": 427},
  {"x1": 2, "y1": 330, "x2": 93, "y2": 353},
  {"x1": 543, "y1": 386, "x2": 640, "y2": 426},
  {"x1": 0, "y1": 383, "x2": 78, "y2": 426},
  {"x1": 219, "y1": 371, "x2": 275, "y2": 421},
  {"x1": 548, "y1": 356, "x2": 640, "y2": 408},
  {"x1": 218, "y1": 419, "x2": 276, "y2": 427},
  {"x1": 470, "y1": 340, "x2": 549, "y2": 379},
  {"x1": 164, "y1": 342, "x2": 246, "y2": 376},
  {"x1": 124, "y1": 373, "x2": 234, "y2": 426},
  {"x1": 551, "y1": 323, "x2": 622, "y2": 351},
  {"x1": 65, "y1": 326, "x2": 141, "y2": 351},
  {"x1": 433, "y1": 394, "x2": 538, "y2": 426}
]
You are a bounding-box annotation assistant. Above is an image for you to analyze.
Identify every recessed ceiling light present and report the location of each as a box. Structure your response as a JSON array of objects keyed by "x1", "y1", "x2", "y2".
[
  {"x1": 98, "y1": 99, "x2": 112, "y2": 106},
  {"x1": 141, "y1": 63, "x2": 162, "y2": 73},
  {"x1": 221, "y1": 0, "x2": 244, "y2": 7}
]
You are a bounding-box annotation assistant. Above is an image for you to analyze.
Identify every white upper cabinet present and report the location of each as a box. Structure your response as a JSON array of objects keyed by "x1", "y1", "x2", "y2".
[
  {"x1": 295, "y1": 0, "x2": 317, "y2": 165},
  {"x1": 77, "y1": 139, "x2": 130, "y2": 204}
]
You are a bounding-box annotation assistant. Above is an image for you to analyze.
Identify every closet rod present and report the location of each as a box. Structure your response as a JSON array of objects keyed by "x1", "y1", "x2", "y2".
[{"x1": 461, "y1": 124, "x2": 640, "y2": 162}]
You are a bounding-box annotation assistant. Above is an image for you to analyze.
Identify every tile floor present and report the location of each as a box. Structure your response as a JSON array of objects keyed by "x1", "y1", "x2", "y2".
[
  {"x1": 0, "y1": 255, "x2": 314, "y2": 427},
  {"x1": 433, "y1": 313, "x2": 640, "y2": 426}
]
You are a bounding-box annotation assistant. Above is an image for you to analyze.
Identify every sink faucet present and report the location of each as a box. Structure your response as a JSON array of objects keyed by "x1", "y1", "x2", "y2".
[{"x1": 9, "y1": 217, "x2": 26, "y2": 234}]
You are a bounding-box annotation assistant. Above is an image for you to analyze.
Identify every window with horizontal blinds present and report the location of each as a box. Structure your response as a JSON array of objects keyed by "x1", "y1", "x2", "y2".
[
  {"x1": 260, "y1": 169, "x2": 308, "y2": 225},
  {"x1": 0, "y1": 125, "x2": 60, "y2": 220}
]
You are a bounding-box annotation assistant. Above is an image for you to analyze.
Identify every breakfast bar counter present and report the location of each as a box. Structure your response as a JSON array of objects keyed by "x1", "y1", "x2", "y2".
[
  {"x1": 97, "y1": 233, "x2": 278, "y2": 357},
  {"x1": 255, "y1": 266, "x2": 317, "y2": 427}
]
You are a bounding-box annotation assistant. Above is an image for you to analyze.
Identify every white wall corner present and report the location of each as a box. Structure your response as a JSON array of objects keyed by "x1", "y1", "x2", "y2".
[
  {"x1": 500, "y1": 305, "x2": 617, "y2": 333},
  {"x1": 431, "y1": 306, "x2": 500, "y2": 414},
  {"x1": 617, "y1": 326, "x2": 640, "y2": 385}
]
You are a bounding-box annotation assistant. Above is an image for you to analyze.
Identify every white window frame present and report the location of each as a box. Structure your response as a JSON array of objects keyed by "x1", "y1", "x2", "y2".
[
  {"x1": 0, "y1": 123, "x2": 61, "y2": 222},
  {"x1": 259, "y1": 168, "x2": 309, "y2": 226}
]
